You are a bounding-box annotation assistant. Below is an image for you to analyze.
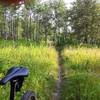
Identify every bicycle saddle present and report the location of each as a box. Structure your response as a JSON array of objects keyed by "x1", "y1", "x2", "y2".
[{"x1": 0, "y1": 67, "x2": 29, "y2": 85}]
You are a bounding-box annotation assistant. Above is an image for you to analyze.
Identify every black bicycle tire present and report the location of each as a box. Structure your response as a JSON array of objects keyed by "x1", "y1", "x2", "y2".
[{"x1": 21, "y1": 91, "x2": 36, "y2": 100}]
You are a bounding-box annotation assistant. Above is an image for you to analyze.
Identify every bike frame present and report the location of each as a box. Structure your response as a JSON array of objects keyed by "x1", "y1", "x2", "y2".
[
  {"x1": 9, "y1": 77, "x2": 24, "y2": 100},
  {"x1": 10, "y1": 80, "x2": 16, "y2": 100}
]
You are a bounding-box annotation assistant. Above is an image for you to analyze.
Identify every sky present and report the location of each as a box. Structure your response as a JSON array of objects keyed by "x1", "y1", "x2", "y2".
[
  {"x1": 41, "y1": 0, "x2": 75, "y2": 8},
  {"x1": 64, "y1": 0, "x2": 75, "y2": 8},
  {"x1": 19, "y1": 0, "x2": 75, "y2": 11},
  {"x1": 64, "y1": 0, "x2": 75, "y2": 4},
  {"x1": 41, "y1": 0, "x2": 100, "y2": 5}
]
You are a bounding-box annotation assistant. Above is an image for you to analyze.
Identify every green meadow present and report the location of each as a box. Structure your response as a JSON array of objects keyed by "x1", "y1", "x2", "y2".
[
  {"x1": 0, "y1": 0, "x2": 100, "y2": 99},
  {"x1": 61, "y1": 47, "x2": 100, "y2": 100},
  {"x1": 0, "y1": 43, "x2": 58, "y2": 100}
]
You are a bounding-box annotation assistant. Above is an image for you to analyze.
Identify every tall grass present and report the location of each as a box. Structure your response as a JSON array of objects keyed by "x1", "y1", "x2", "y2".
[
  {"x1": 62, "y1": 47, "x2": 100, "y2": 72},
  {"x1": 61, "y1": 47, "x2": 100, "y2": 100},
  {"x1": 0, "y1": 45, "x2": 58, "y2": 100}
]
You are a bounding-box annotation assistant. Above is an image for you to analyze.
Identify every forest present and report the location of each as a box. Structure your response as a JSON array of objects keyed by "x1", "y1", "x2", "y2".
[
  {"x1": 0, "y1": 0, "x2": 99, "y2": 45},
  {"x1": 0, "y1": 0, "x2": 100, "y2": 100}
]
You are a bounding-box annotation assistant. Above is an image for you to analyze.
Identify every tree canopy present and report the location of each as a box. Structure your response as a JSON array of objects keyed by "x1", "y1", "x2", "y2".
[{"x1": 0, "y1": 0, "x2": 99, "y2": 45}]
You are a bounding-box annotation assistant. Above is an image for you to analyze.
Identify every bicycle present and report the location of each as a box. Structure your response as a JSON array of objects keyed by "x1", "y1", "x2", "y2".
[{"x1": 0, "y1": 66, "x2": 36, "y2": 100}]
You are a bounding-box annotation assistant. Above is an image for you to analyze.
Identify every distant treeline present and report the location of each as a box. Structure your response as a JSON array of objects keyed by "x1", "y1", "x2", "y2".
[{"x1": 0, "y1": 0, "x2": 100, "y2": 45}]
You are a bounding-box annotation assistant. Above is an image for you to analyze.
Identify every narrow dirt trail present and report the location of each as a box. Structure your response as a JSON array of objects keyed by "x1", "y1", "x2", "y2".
[{"x1": 52, "y1": 48, "x2": 63, "y2": 100}]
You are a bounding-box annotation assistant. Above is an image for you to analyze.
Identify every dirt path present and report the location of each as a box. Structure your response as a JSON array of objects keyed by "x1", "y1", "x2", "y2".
[{"x1": 52, "y1": 49, "x2": 63, "y2": 100}]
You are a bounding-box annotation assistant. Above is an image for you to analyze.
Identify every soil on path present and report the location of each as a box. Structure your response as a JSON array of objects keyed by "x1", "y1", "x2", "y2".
[{"x1": 52, "y1": 48, "x2": 63, "y2": 100}]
